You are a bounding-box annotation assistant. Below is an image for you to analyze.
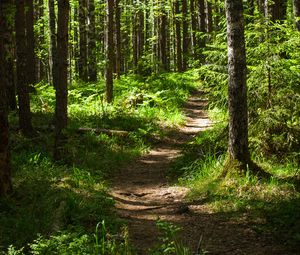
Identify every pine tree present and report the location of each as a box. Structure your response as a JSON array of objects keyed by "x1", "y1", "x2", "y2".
[
  {"x1": 0, "y1": 0, "x2": 13, "y2": 197},
  {"x1": 293, "y1": 0, "x2": 300, "y2": 30},
  {"x1": 105, "y1": 0, "x2": 114, "y2": 103},
  {"x1": 88, "y1": 0, "x2": 97, "y2": 81},
  {"x1": 54, "y1": 0, "x2": 69, "y2": 160},
  {"x1": 78, "y1": 0, "x2": 88, "y2": 81},
  {"x1": 16, "y1": 0, "x2": 33, "y2": 135},
  {"x1": 225, "y1": 0, "x2": 250, "y2": 168}
]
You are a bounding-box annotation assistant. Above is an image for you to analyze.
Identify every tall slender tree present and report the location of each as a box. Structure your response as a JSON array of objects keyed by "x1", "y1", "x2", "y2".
[
  {"x1": 197, "y1": 0, "x2": 206, "y2": 60},
  {"x1": 174, "y1": 0, "x2": 183, "y2": 72},
  {"x1": 78, "y1": 0, "x2": 88, "y2": 81},
  {"x1": 225, "y1": 0, "x2": 250, "y2": 168},
  {"x1": 293, "y1": 0, "x2": 300, "y2": 30},
  {"x1": 16, "y1": 0, "x2": 33, "y2": 135},
  {"x1": 25, "y1": 0, "x2": 36, "y2": 86},
  {"x1": 190, "y1": 0, "x2": 197, "y2": 54},
  {"x1": 0, "y1": 0, "x2": 13, "y2": 197},
  {"x1": 88, "y1": 0, "x2": 97, "y2": 81},
  {"x1": 54, "y1": 0, "x2": 69, "y2": 159},
  {"x1": 4, "y1": 6, "x2": 16, "y2": 110},
  {"x1": 106, "y1": 0, "x2": 114, "y2": 103},
  {"x1": 137, "y1": 0, "x2": 144, "y2": 70},
  {"x1": 265, "y1": 0, "x2": 287, "y2": 21},
  {"x1": 182, "y1": 0, "x2": 188, "y2": 70},
  {"x1": 159, "y1": 0, "x2": 168, "y2": 71},
  {"x1": 198, "y1": 0, "x2": 206, "y2": 35},
  {"x1": 206, "y1": 0, "x2": 213, "y2": 32},
  {"x1": 49, "y1": 0, "x2": 58, "y2": 87},
  {"x1": 73, "y1": 5, "x2": 80, "y2": 76},
  {"x1": 36, "y1": 0, "x2": 46, "y2": 82},
  {"x1": 115, "y1": 0, "x2": 122, "y2": 78}
]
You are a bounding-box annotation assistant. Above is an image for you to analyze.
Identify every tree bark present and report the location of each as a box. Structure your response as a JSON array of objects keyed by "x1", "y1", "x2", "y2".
[
  {"x1": 16, "y1": 0, "x2": 33, "y2": 135},
  {"x1": 88, "y1": 0, "x2": 97, "y2": 81},
  {"x1": 265, "y1": 0, "x2": 287, "y2": 21},
  {"x1": 257, "y1": 0, "x2": 265, "y2": 15},
  {"x1": 115, "y1": 0, "x2": 122, "y2": 78},
  {"x1": 133, "y1": 0, "x2": 144, "y2": 73},
  {"x1": 182, "y1": 0, "x2": 188, "y2": 71},
  {"x1": 159, "y1": 0, "x2": 168, "y2": 71},
  {"x1": 54, "y1": 0, "x2": 69, "y2": 160},
  {"x1": 225, "y1": 0, "x2": 250, "y2": 167},
  {"x1": 49, "y1": 0, "x2": 58, "y2": 87},
  {"x1": 0, "y1": 0, "x2": 13, "y2": 197},
  {"x1": 74, "y1": 5, "x2": 79, "y2": 76},
  {"x1": 206, "y1": 0, "x2": 213, "y2": 32},
  {"x1": 293, "y1": 0, "x2": 300, "y2": 30},
  {"x1": 105, "y1": 0, "x2": 114, "y2": 103},
  {"x1": 3, "y1": 4, "x2": 16, "y2": 110},
  {"x1": 36, "y1": 0, "x2": 46, "y2": 82},
  {"x1": 137, "y1": 0, "x2": 144, "y2": 72},
  {"x1": 78, "y1": 0, "x2": 88, "y2": 81},
  {"x1": 190, "y1": 0, "x2": 197, "y2": 54},
  {"x1": 25, "y1": 0, "x2": 36, "y2": 86},
  {"x1": 174, "y1": 0, "x2": 182, "y2": 72},
  {"x1": 197, "y1": 0, "x2": 206, "y2": 57}
]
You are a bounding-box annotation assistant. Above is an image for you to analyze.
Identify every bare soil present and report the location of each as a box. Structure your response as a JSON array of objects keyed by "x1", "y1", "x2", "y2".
[{"x1": 111, "y1": 91, "x2": 292, "y2": 255}]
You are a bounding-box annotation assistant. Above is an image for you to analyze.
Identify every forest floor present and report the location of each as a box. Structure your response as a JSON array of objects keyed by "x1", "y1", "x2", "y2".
[{"x1": 110, "y1": 91, "x2": 292, "y2": 255}]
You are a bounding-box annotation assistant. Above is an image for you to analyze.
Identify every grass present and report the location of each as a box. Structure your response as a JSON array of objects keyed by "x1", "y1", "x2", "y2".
[
  {"x1": 169, "y1": 106, "x2": 300, "y2": 252},
  {"x1": 1, "y1": 72, "x2": 197, "y2": 254}
]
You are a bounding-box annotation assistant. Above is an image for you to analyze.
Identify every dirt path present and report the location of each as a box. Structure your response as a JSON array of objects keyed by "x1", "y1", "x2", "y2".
[{"x1": 111, "y1": 91, "x2": 290, "y2": 255}]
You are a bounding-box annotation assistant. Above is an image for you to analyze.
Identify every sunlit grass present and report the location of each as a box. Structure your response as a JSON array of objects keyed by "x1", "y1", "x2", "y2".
[
  {"x1": 3, "y1": 72, "x2": 197, "y2": 252},
  {"x1": 170, "y1": 106, "x2": 300, "y2": 250}
]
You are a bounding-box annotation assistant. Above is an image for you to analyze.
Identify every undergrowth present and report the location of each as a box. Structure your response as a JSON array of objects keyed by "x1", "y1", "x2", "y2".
[
  {"x1": 1, "y1": 72, "x2": 196, "y2": 253},
  {"x1": 170, "y1": 107, "x2": 300, "y2": 251},
  {"x1": 170, "y1": 15, "x2": 300, "y2": 250}
]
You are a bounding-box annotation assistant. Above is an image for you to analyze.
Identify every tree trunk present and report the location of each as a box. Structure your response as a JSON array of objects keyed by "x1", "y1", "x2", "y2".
[
  {"x1": 206, "y1": 0, "x2": 213, "y2": 32},
  {"x1": 265, "y1": 0, "x2": 287, "y2": 21},
  {"x1": 88, "y1": 0, "x2": 97, "y2": 81},
  {"x1": 25, "y1": 0, "x2": 36, "y2": 86},
  {"x1": 115, "y1": 0, "x2": 121, "y2": 78},
  {"x1": 182, "y1": 0, "x2": 188, "y2": 71},
  {"x1": 74, "y1": 5, "x2": 79, "y2": 76},
  {"x1": 257, "y1": 0, "x2": 265, "y2": 15},
  {"x1": 137, "y1": 0, "x2": 144, "y2": 72},
  {"x1": 293, "y1": 0, "x2": 300, "y2": 30},
  {"x1": 78, "y1": 0, "x2": 88, "y2": 81},
  {"x1": 36, "y1": 0, "x2": 46, "y2": 82},
  {"x1": 225, "y1": 0, "x2": 250, "y2": 167},
  {"x1": 0, "y1": 0, "x2": 13, "y2": 197},
  {"x1": 4, "y1": 5, "x2": 16, "y2": 110},
  {"x1": 174, "y1": 0, "x2": 182, "y2": 72},
  {"x1": 105, "y1": 0, "x2": 114, "y2": 103},
  {"x1": 190, "y1": 0, "x2": 197, "y2": 54},
  {"x1": 198, "y1": 0, "x2": 206, "y2": 34},
  {"x1": 133, "y1": 0, "x2": 144, "y2": 73},
  {"x1": 197, "y1": 0, "x2": 206, "y2": 58},
  {"x1": 16, "y1": 0, "x2": 33, "y2": 135},
  {"x1": 49, "y1": 0, "x2": 58, "y2": 87},
  {"x1": 54, "y1": 0, "x2": 69, "y2": 160},
  {"x1": 159, "y1": 0, "x2": 168, "y2": 71}
]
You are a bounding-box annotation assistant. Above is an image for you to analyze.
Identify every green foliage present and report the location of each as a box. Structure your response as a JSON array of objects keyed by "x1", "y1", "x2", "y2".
[
  {"x1": 3, "y1": 72, "x2": 195, "y2": 252},
  {"x1": 198, "y1": 14, "x2": 300, "y2": 163},
  {"x1": 171, "y1": 108, "x2": 300, "y2": 251},
  {"x1": 2, "y1": 221, "x2": 133, "y2": 255},
  {"x1": 149, "y1": 220, "x2": 193, "y2": 255},
  {"x1": 246, "y1": 20, "x2": 300, "y2": 160}
]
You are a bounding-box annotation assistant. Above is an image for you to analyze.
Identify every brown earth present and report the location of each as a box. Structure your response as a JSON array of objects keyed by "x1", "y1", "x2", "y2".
[{"x1": 110, "y1": 91, "x2": 292, "y2": 255}]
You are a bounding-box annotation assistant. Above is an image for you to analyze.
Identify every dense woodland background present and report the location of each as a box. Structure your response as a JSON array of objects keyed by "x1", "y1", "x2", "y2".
[{"x1": 0, "y1": 0, "x2": 300, "y2": 254}]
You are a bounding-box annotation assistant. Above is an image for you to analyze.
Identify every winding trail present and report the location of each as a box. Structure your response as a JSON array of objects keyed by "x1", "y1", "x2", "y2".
[{"x1": 110, "y1": 91, "x2": 291, "y2": 254}]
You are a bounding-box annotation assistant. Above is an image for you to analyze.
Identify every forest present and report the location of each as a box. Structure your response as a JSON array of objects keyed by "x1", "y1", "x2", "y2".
[{"x1": 0, "y1": 0, "x2": 299, "y2": 254}]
